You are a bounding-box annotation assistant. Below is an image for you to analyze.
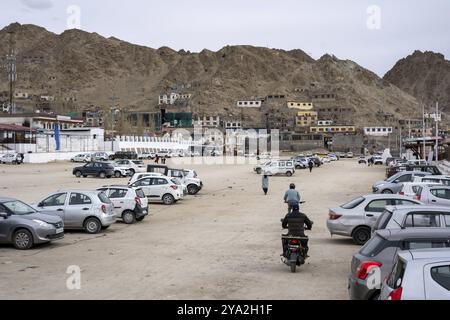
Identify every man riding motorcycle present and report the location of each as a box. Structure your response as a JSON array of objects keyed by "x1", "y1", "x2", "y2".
[{"x1": 281, "y1": 204, "x2": 313, "y2": 259}]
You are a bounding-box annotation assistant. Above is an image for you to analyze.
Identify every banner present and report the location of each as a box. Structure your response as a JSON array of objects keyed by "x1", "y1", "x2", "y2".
[{"x1": 54, "y1": 123, "x2": 61, "y2": 151}]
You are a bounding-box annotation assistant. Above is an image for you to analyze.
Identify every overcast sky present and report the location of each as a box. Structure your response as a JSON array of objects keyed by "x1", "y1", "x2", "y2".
[{"x1": 1, "y1": 0, "x2": 449, "y2": 76}]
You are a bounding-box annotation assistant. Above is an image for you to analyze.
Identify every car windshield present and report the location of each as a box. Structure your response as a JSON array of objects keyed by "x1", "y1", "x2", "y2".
[
  {"x1": 373, "y1": 210, "x2": 393, "y2": 231},
  {"x1": 387, "y1": 173, "x2": 404, "y2": 183},
  {"x1": 3, "y1": 200, "x2": 36, "y2": 215},
  {"x1": 360, "y1": 235, "x2": 385, "y2": 257},
  {"x1": 341, "y1": 196, "x2": 365, "y2": 209},
  {"x1": 98, "y1": 192, "x2": 112, "y2": 204}
]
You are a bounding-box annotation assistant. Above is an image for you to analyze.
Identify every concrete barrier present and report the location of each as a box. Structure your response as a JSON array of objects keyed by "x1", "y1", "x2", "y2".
[{"x1": 24, "y1": 152, "x2": 82, "y2": 164}]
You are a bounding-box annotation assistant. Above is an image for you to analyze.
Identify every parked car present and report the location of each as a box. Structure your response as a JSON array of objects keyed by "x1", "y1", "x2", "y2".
[
  {"x1": 137, "y1": 152, "x2": 155, "y2": 160},
  {"x1": 97, "y1": 186, "x2": 148, "y2": 224},
  {"x1": 328, "y1": 154, "x2": 338, "y2": 161},
  {"x1": 129, "y1": 176, "x2": 182, "y2": 205},
  {"x1": 349, "y1": 228, "x2": 450, "y2": 300},
  {"x1": 147, "y1": 165, "x2": 203, "y2": 195},
  {"x1": 358, "y1": 156, "x2": 367, "y2": 164},
  {"x1": 373, "y1": 205, "x2": 450, "y2": 234},
  {"x1": 1, "y1": 153, "x2": 24, "y2": 165},
  {"x1": 415, "y1": 185, "x2": 450, "y2": 206},
  {"x1": 372, "y1": 171, "x2": 431, "y2": 194},
  {"x1": 155, "y1": 150, "x2": 172, "y2": 158},
  {"x1": 115, "y1": 159, "x2": 146, "y2": 175},
  {"x1": 91, "y1": 152, "x2": 110, "y2": 161},
  {"x1": 380, "y1": 248, "x2": 450, "y2": 300},
  {"x1": 327, "y1": 194, "x2": 421, "y2": 245},
  {"x1": 33, "y1": 190, "x2": 116, "y2": 234},
  {"x1": 385, "y1": 157, "x2": 396, "y2": 166},
  {"x1": 260, "y1": 160, "x2": 295, "y2": 176},
  {"x1": 346, "y1": 152, "x2": 354, "y2": 158},
  {"x1": 291, "y1": 156, "x2": 308, "y2": 169},
  {"x1": 0, "y1": 197, "x2": 64, "y2": 250},
  {"x1": 111, "y1": 162, "x2": 133, "y2": 178},
  {"x1": 109, "y1": 151, "x2": 138, "y2": 160},
  {"x1": 73, "y1": 161, "x2": 115, "y2": 179},
  {"x1": 371, "y1": 155, "x2": 384, "y2": 165},
  {"x1": 70, "y1": 153, "x2": 92, "y2": 163},
  {"x1": 309, "y1": 156, "x2": 322, "y2": 167},
  {"x1": 414, "y1": 175, "x2": 450, "y2": 186},
  {"x1": 399, "y1": 182, "x2": 442, "y2": 199},
  {"x1": 386, "y1": 165, "x2": 442, "y2": 179},
  {"x1": 321, "y1": 156, "x2": 331, "y2": 164}
]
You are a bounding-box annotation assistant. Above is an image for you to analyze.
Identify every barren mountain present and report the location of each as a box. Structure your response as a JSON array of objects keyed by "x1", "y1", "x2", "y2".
[
  {"x1": 0, "y1": 23, "x2": 422, "y2": 128},
  {"x1": 384, "y1": 50, "x2": 450, "y2": 119}
]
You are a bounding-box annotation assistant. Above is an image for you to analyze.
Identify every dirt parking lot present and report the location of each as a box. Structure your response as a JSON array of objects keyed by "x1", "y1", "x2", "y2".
[{"x1": 0, "y1": 158, "x2": 385, "y2": 300}]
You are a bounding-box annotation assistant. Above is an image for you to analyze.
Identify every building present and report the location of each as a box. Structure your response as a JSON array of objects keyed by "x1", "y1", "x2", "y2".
[
  {"x1": 312, "y1": 93, "x2": 337, "y2": 101},
  {"x1": 310, "y1": 125, "x2": 356, "y2": 134},
  {"x1": 0, "y1": 114, "x2": 84, "y2": 131},
  {"x1": 128, "y1": 112, "x2": 162, "y2": 132},
  {"x1": 14, "y1": 92, "x2": 29, "y2": 99},
  {"x1": 163, "y1": 112, "x2": 193, "y2": 128},
  {"x1": 287, "y1": 101, "x2": 314, "y2": 110},
  {"x1": 317, "y1": 120, "x2": 333, "y2": 126},
  {"x1": 364, "y1": 127, "x2": 393, "y2": 137},
  {"x1": 296, "y1": 111, "x2": 318, "y2": 127},
  {"x1": 224, "y1": 121, "x2": 242, "y2": 130},
  {"x1": 195, "y1": 116, "x2": 220, "y2": 128},
  {"x1": 40, "y1": 95, "x2": 55, "y2": 102},
  {"x1": 266, "y1": 94, "x2": 286, "y2": 100},
  {"x1": 158, "y1": 93, "x2": 192, "y2": 105},
  {"x1": 236, "y1": 100, "x2": 262, "y2": 108},
  {"x1": 316, "y1": 106, "x2": 355, "y2": 125}
]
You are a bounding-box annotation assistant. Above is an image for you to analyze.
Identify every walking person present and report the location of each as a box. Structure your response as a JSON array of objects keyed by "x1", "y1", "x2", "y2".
[
  {"x1": 262, "y1": 174, "x2": 269, "y2": 195},
  {"x1": 284, "y1": 183, "x2": 301, "y2": 214},
  {"x1": 155, "y1": 155, "x2": 160, "y2": 164},
  {"x1": 308, "y1": 159, "x2": 314, "y2": 173}
]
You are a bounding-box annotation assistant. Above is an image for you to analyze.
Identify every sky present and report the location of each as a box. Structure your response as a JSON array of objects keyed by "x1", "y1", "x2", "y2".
[{"x1": 1, "y1": 0, "x2": 449, "y2": 76}]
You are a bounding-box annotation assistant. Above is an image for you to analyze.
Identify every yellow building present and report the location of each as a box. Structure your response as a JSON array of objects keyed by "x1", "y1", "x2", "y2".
[
  {"x1": 296, "y1": 111, "x2": 318, "y2": 127},
  {"x1": 287, "y1": 101, "x2": 314, "y2": 110},
  {"x1": 310, "y1": 125, "x2": 356, "y2": 133}
]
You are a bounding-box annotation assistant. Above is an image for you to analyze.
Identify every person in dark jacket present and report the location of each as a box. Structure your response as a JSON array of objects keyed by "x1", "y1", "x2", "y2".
[
  {"x1": 308, "y1": 159, "x2": 314, "y2": 173},
  {"x1": 262, "y1": 175, "x2": 269, "y2": 195},
  {"x1": 281, "y1": 204, "x2": 313, "y2": 257}
]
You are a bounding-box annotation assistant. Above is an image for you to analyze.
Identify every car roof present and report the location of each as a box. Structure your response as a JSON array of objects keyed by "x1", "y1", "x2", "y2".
[
  {"x1": 386, "y1": 204, "x2": 450, "y2": 213},
  {"x1": 0, "y1": 196, "x2": 17, "y2": 202},
  {"x1": 398, "y1": 248, "x2": 450, "y2": 262},
  {"x1": 422, "y1": 175, "x2": 450, "y2": 179},
  {"x1": 362, "y1": 194, "x2": 420, "y2": 200},
  {"x1": 99, "y1": 185, "x2": 132, "y2": 189},
  {"x1": 57, "y1": 190, "x2": 102, "y2": 194},
  {"x1": 375, "y1": 228, "x2": 450, "y2": 241}
]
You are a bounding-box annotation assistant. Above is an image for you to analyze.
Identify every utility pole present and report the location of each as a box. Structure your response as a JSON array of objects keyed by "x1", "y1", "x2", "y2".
[
  {"x1": 422, "y1": 104, "x2": 426, "y2": 161},
  {"x1": 434, "y1": 100, "x2": 440, "y2": 163},
  {"x1": 6, "y1": 31, "x2": 17, "y2": 114},
  {"x1": 399, "y1": 127, "x2": 402, "y2": 157}
]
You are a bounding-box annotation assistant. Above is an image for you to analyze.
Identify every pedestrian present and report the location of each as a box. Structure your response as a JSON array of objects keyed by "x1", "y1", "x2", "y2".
[
  {"x1": 162, "y1": 156, "x2": 166, "y2": 164},
  {"x1": 308, "y1": 159, "x2": 314, "y2": 173},
  {"x1": 155, "y1": 155, "x2": 160, "y2": 164},
  {"x1": 284, "y1": 183, "x2": 301, "y2": 214},
  {"x1": 262, "y1": 174, "x2": 269, "y2": 195}
]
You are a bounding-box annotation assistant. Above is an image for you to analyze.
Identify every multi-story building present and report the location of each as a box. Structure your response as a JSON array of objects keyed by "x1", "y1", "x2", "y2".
[
  {"x1": 195, "y1": 116, "x2": 220, "y2": 128},
  {"x1": 315, "y1": 106, "x2": 355, "y2": 125},
  {"x1": 317, "y1": 120, "x2": 333, "y2": 126},
  {"x1": 296, "y1": 111, "x2": 318, "y2": 127},
  {"x1": 224, "y1": 121, "x2": 242, "y2": 130},
  {"x1": 236, "y1": 100, "x2": 262, "y2": 108},
  {"x1": 128, "y1": 112, "x2": 162, "y2": 132},
  {"x1": 158, "y1": 93, "x2": 192, "y2": 105},
  {"x1": 364, "y1": 127, "x2": 393, "y2": 137},
  {"x1": 310, "y1": 125, "x2": 356, "y2": 134},
  {"x1": 287, "y1": 101, "x2": 314, "y2": 110}
]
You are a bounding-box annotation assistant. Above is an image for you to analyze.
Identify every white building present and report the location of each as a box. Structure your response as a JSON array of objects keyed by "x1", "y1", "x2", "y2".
[
  {"x1": 14, "y1": 92, "x2": 29, "y2": 99},
  {"x1": 364, "y1": 127, "x2": 393, "y2": 137},
  {"x1": 195, "y1": 116, "x2": 220, "y2": 128},
  {"x1": 236, "y1": 100, "x2": 262, "y2": 108},
  {"x1": 224, "y1": 121, "x2": 242, "y2": 130},
  {"x1": 317, "y1": 120, "x2": 333, "y2": 126},
  {"x1": 158, "y1": 93, "x2": 192, "y2": 105},
  {"x1": 40, "y1": 95, "x2": 55, "y2": 102}
]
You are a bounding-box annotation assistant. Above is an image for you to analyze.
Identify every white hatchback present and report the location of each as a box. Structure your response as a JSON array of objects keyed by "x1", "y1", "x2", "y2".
[{"x1": 129, "y1": 176, "x2": 182, "y2": 205}]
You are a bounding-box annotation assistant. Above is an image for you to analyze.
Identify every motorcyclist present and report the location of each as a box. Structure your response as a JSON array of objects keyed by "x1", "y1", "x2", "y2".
[
  {"x1": 284, "y1": 183, "x2": 300, "y2": 214},
  {"x1": 281, "y1": 204, "x2": 313, "y2": 258}
]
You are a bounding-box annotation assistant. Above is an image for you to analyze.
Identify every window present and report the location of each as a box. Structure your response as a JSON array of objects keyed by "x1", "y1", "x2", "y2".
[
  {"x1": 396, "y1": 174, "x2": 412, "y2": 183},
  {"x1": 42, "y1": 193, "x2": 67, "y2": 207},
  {"x1": 360, "y1": 235, "x2": 385, "y2": 257},
  {"x1": 134, "y1": 178, "x2": 151, "y2": 187},
  {"x1": 373, "y1": 210, "x2": 393, "y2": 230},
  {"x1": 395, "y1": 199, "x2": 420, "y2": 206},
  {"x1": 69, "y1": 193, "x2": 92, "y2": 206},
  {"x1": 109, "y1": 189, "x2": 128, "y2": 199},
  {"x1": 404, "y1": 213, "x2": 441, "y2": 228},
  {"x1": 431, "y1": 265, "x2": 450, "y2": 291},
  {"x1": 366, "y1": 199, "x2": 391, "y2": 213},
  {"x1": 388, "y1": 259, "x2": 406, "y2": 289},
  {"x1": 341, "y1": 196, "x2": 365, "y2": 209},
  {"x1": 431, "y1": 189, "x2": 450, "y2": 200},
  {"x1": 153, "y1": 178, "x2": 168, "y2": 185},
  {"x1": 444, "y1": 215, "x2": 450, "y2": 227}
]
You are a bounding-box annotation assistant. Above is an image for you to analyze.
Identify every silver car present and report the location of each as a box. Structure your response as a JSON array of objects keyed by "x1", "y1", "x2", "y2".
[
  {"x1": 380, "y1": 248, "x2": 450, "y2": 300},
  {"x1": 33, "y1": 190, "x2": 116, "y2": 234},
  {"x1": 327, "y1": 194, "x2": 421, "y2": 244},
  {"x1": 416, "y1": 185, "x2": 450, "y2": 207},
  {"x1": 372, "y1": 171, "x2": 431, "y2": 194},
  {"x1": 349, "y1": 228, "x2": 450, "y2": 300},
  {"x1": 0, "y1": 197, "x2": 64, "y2": 249}
]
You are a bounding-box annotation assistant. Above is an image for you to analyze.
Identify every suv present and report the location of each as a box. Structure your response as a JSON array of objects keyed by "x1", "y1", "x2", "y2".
[
  {"x1": 373, "y1": 205, "x2": 450, "y2": 233},
  {"x1": 372, "y1": 171, "x2": 431, "y2": 194},
  {"x1": 0, "y1": 197, "x2": 64, "y2": 250},
  {"x1": 33, "y1": 190, "x2": 116, "y2": 234},
  {"x1": 129, "y1": 176, "x2": 182, "y2": 205},
  {"x1": 91, "y1": 152, "x2": 110, "y2": 161},
  {"x1": 73, "y1": 161, "x2": 115, "y2": 179},
  {"x1": 115, "y1": 159, "x2": 146, "y2": 175},
  {"x1": 380, "y1": 248, "x2": 450, "y2": 300},
  {"x1": 0, "y1": 153, "x2": 24, "y2": 165},
  {"x1": 386, "y1": 165, "x2": 442, "y2": 179},
  {"x1": 147, "y1": 165, "x2": 203, "y2": 195},
  {"x1": 259, "y1": 160, "x2": 295, "y2": 177},
  {"x1": 349, "y1": 228, "x2": 450, "y2": 300},
  {"x1": 109, "y1": 151, "x2": 138, "y2": 160},
  {"x1": 97, "y1": 186, "x2": 148, "y2": 224},
  {"x1": 71, "y1": 154, "x2": 92, "y2": 163}
]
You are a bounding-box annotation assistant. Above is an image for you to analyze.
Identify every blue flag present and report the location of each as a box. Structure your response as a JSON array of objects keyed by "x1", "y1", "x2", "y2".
[{"x1": 54, "y1": 123, "x2": 60, "y2": 151}]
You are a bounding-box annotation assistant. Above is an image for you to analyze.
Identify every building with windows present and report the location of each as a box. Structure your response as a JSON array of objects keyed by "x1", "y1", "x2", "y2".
[
  {"x1": 158, "y1": 93, "x2": 192, "y2": 105},
  {"x1": 317, "y1": 120, "x2": 333, "y2": 126},
  {"x1": 287, "y1": 101, "x2": 314, "y2": 110},
  {"x1": 310, "y1": 125, "x2": 356, "y2": 134},
  {"x1": 364, "y1": 127, "x2": 393, "y2": 137},
  {"x1": 296, "y1": 111, "x2": 318, "y2": 127},
  {"x1": 236, "y1": 100, "x2": 262, "y2": 108},
  {"x1": 195, "y1": 116, "x2": 220, "y2": 128},
  {"x1": 224, "y1": 121, "x2": 242, "y2": 130},
  {"x1": 316, "y1": 106, "x2": 355, "y2": 125}
]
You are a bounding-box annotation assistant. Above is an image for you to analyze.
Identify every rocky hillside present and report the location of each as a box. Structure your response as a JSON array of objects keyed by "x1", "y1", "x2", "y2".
[
  {"x1": 384, "y1": 50, "x2": 450, "y2": 119},
  {"x1": 0, "y1": 23, "x2": 422, "y2": 128}
]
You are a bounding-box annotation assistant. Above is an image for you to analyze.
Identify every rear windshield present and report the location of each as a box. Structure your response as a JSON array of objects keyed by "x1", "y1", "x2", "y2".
[
  {"x1": 135, "y1": 188, "x2": 146, "y2": 198},
  {"x1": 98, "y1": 192, "x2": 112, "y2": 204},
  {"x1": 360, "y1": 235, "x2": 385, "y2": 257},
  {"x1": 387, "y1": 258, "x2": 406, "y2": 289},
  {"x1": 132, "y1": 161, "x2": 144, "y2": 165},
  {"x1": 341, "y1": 197, "x2": 365, "y2": 209},
  {"x1": 171, "y1": 178, "x2": 182, "y2": 185},
  {"x1": 373, "y1": 210, "x2": 393, "y2": 231}
]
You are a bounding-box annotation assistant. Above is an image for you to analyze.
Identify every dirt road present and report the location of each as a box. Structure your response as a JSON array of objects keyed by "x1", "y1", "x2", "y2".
[{"x1": 0, "y1": 159, "x2": 385, "y2": 299}]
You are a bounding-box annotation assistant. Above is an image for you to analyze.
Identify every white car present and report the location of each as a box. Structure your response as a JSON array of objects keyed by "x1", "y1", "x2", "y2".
[
  {"x1": 0, "y1": 153, "x2": 23, "y2": 164},
  {"x1": 111, "y1": 163, "x2": 133, "y2": 178},
  {"x1": 71, "y1": 154, "x2": 92, "y2": 163},
  {"x1": 138, "y1": 152, "x2": 155, "y2": 160},
  {"x1": 115, "y1": 159, "x2": 146, "y2": 175},
  {"x1": 399, "y1": 182, "x2": 442, "y2": 199},
  {"x1": 156, "y1": 150, "x2": 172, "y2": 158},
  {"x1": 129, "y1": 176, "x2": 182, "y2": 205},
  {"x1": 372, "y1": 156, "x2": 384, "y2": 165},
  {"x1": 261, "y1": 160, "x2": 295, "y2": 177},
  {"x1": 97, "y1": 186, "x2": 148, "y2": 224},
  {"x1": 321, "y1": 157, "x2": 331, "y2": 164},
  {"x1": 415, "y1": 185, "x2": 450, "y2": 206},
  {"x1": 380, "y1": 248, "x2": 450, "y2": 300},
  {"x1": 328, "y1": 154, "x2": 338, "y2": 161},
  {"x1": 128, "y1": 172, "x2": 165, "y2": 186},
  {"x1": 414, "y1": 175, "x2": 450, "y2": 187}
]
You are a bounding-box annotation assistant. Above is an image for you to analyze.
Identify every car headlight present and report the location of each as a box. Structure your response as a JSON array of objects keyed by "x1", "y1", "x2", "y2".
[{"x1": 33, "y1": 219, "x2": 53, "y2": 228}]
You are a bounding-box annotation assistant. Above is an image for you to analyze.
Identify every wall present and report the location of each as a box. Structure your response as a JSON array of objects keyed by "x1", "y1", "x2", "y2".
[
  {"x1": 332, "y1": 134, "x2": 364, "y2": 153},
  {"x1": 24, "y1": 152, "x2": 84, "y2": 163}
]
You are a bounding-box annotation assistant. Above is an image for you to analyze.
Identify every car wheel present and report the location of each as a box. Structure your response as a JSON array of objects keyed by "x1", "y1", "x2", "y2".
[
  {"x1": 352, "y1": 227, "x2": 371, "y2": 245},
  {"x1": 162, "y1": 194, "x2": 175, "y2": 205},
  {"x1": 286, "y1": 171, "x2": 293, "y2": 177},
  {"x1": 13, "y1": 229, "x2": 34, "y2": 250},
  {"x1": 129, "y1": 169, "x2": 135, "y2": 176},
  {"x1": 114, "y1": 171, "x2": 122, "y2": 178},
  {"x1": 84, "y1": 218, "x2": 102, "y2": 234},
  {"x1": 99, "y1": 171, "x2": 106, "y2": 179},
  {"x1": 75, "y1": 171, "x2": 82, "y2": 178},
  {"x1": 382, "y1": 189, "x2": 393, "y2": 194},
  {"x1": 187, "y1": 184, "x2": 199, "y2": 195},
  {"x1": 122, "y1": 210, "x2": 136, "y2": 224}
]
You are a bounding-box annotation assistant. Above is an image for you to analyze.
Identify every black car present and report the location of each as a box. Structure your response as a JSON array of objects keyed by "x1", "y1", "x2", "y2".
[
  {"x1": 73, "y1": 161, "x2": 115, "y2": 178},
  {"x1": 109, "y1": 151, "x2": 138, "y2": 160},
  {"x1": 386, "y1": 165, "x2": 442, "y2": 178}
]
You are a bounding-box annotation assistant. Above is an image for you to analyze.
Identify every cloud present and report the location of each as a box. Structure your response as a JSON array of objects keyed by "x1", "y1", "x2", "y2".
[{"x1": 21, "y1": 0, "x2": 54, "y2": 10}]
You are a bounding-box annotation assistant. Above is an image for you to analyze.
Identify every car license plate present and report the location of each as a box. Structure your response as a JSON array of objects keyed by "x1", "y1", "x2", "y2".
[{"x1": 56, "y1": 228, "x2": 64, "y2": 234}]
